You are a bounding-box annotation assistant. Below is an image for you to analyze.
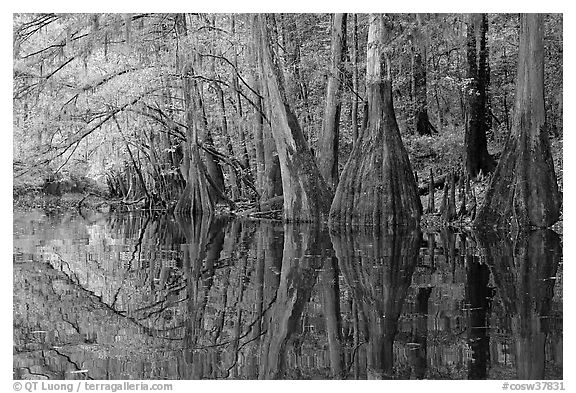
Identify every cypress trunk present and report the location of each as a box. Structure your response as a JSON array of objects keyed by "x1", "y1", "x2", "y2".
[
  {"x1": 195, "y1": 77, "x2": 226, "y2": 205},
  {"x1": 330, "y1": 14, "x2": 421, "y2": 229},
  {"x1": 317, "y1": 13, "x2": 347, "y2": 190},
  {"x1": 474, "y1": 14, "x2": 561, "y2": 229},
  {"x1": 174, "y1": 62, "x2": 214, "y2": 216},
  {"x1": 256, "y1": 14, "x2": 332, "y2": 222},
  {"x1": 262, "y1": 117, "x2": 283, "y2": 201},
  {"x1": 465, "y1": 13, "x2": 495, "y2": 178},
  {"x1": 351, "y1": 14, "x2": 360, "y2": 142},
  {"x1": 215, "y1": 84, "x2": 240, "y2": 200},
  {"x1": 249, "y1": 16, "x2": 266, "y2": 194}
]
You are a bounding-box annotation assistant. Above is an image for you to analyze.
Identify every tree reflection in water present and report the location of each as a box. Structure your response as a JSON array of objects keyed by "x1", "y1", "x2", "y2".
[
  {"x1": 13, "y1": 210, "x2": 562, "y2": 380},
  {"x1": 476, "y1": 229, "x2": 562, "y2": 380},
  {"x1": 331, "y1": 226, "x2": 420, "y2": 379}
]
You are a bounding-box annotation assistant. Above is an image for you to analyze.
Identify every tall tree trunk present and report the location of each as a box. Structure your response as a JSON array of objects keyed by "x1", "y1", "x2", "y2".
[
  {"x1": 262, "y1": 116, "x2": 283, "y2": 201},
  {"x1": 230, "y1": 15, "x2": 250, "y2": 172},
  {"x1": 249, "y1": 14, "x2": 283, "y2": 202},
  {"x1": 175, "y1": 62, "x2": 213, "y2": 216},
  {"x1": 215, "y1": 84, "x2": 240, "y2": 200},
  {"x1": 248, "y1": 16, "x2": 266, "y2": 194},
  {"x1": 201, "y1": 50, "x2": 227, "y2": 203},
  {"x1": 317, "y1": 13, "x2": 347, "y2": 191},
  {"x1": 256, "y1": 14, "x2": 332, "y2": 222},
  {"x1": 279, "y1": 14, "x2": 312, "y2": 143},
  {"x1": 474, "y1": 14, "x2": 561, "y2": 229},
  {"x1": 412, "y1": 13, "x2": 435, "y2": 136},
  {"x1": 330, "y1": 14, "x2": 421, "y2": 229},
  {"x1": 351, "y1": 14, "x2": 360, "y2": 143},
  {"x1": 465, "y1": 13, "x2": 495, "y2": 178}
]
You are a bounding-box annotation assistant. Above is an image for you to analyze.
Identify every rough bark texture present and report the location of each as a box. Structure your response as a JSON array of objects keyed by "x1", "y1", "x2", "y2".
[
  {"x1": 351, "y1": 14, "x2": 360, "y2": 142},
  {"x1": 474, "y1": 14, "x2": 561, "y2": 229},
  {"x1": 465, "y1": 13, "x2": 495, "y2": 178},
  {"x1": 412, "y1": 14, "x2": 435, "y2": 136},
  {"x1": 174, "y1": 62, "x2": 214, "y2": 216},
  {"x1": 202, "y1": 130, "x2": 226, "y2": 204},
  {"x1": 215, "y1": 84, "x2": 240, "y2": 200},
  {"x1": 249, "y1": 18, "x2": 266, "y2": 194},
  {"x1": 329, "y1": 14, "x2": 421, "y2": 229},
  {"x1": 196, "y1": 80, "x2": 226, "y2": 205},
  {"x1": 256, "y1": 14, "x2": 332, "y2": 223},
  {"x1": 262, "y1": 119, "x2": 283, "y2": 201},
  {"x1": 230, "y1": 15, "x2": 250, "y2": 172},
  {"x1": 249, "y1": 16, "x2": 283, "y2": 202},
  {"x1": 317, "y1": 13, "x2": 347, "y2": 191}
]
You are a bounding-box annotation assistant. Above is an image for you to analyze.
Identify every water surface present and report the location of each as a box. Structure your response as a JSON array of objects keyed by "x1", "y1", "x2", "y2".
[{"x1": 13, "y1": 209, "x2": 563, "y2": 380}]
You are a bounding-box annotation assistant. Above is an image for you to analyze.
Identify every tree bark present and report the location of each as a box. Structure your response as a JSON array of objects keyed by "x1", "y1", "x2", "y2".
[
  {"x1": 262, "y1": 117, "x2": 283, "y2": 201},
  {"x1": 174, "y1": 62, "x2": 213, "y2": 216},
  {"x1": 329, "y1": 14, "x2": 421, "y2": 229},
  {"x1": 351, "y1": 14, "x2": 360, "y2": 143},
  {"x1": 229, "y1": 15, "x2": 250, "y2": 172},
  {"x1": 215, "y1": 83, "x2": 240, "y2": 200},
  {"x1": 197, "y1": 57, "x2": 226, "y2": 204},
  {"x1": 474, "y1": 14, "x2": 561, "y2": 229},
  {"x1": 465, "y1": 13, "x2": 495, "y2": 178},
  {"x1": 248, "y1": 17, "x2": 266, "y2": 194},
  {"x1": 256, "y1": 14, "x2": 333, "y2": 222},
  {"x1": 249, "y1": 15, "x2": 283, "y2": 202},
  {"x1": 317, "y1": 13, "x2": 347, "y2": 191}
]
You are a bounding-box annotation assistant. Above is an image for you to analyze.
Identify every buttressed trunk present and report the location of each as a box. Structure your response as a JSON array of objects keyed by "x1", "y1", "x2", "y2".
[
  {"x1": 174, "y1": 62, "x2": 214, "y2": 216},
  {"x1": 256, "y1": 14, "x2": 332, "y2": 222},
  {"x1": 474, "y1": 14, "x2": 561, "y2": 229},
  {"x1": 329, "y1": 14, "x2": 421, "y2": 229}
]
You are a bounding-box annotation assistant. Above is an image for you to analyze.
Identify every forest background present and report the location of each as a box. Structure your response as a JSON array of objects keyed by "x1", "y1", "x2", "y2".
[{"x1": 10, "y1": 10, "x2": 566, "y2": 232}]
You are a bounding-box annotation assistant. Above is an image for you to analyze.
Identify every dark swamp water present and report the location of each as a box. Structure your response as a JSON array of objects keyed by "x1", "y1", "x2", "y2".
[{"x1": 13, "y1": 209, "x2": 563, "y2": 380}]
